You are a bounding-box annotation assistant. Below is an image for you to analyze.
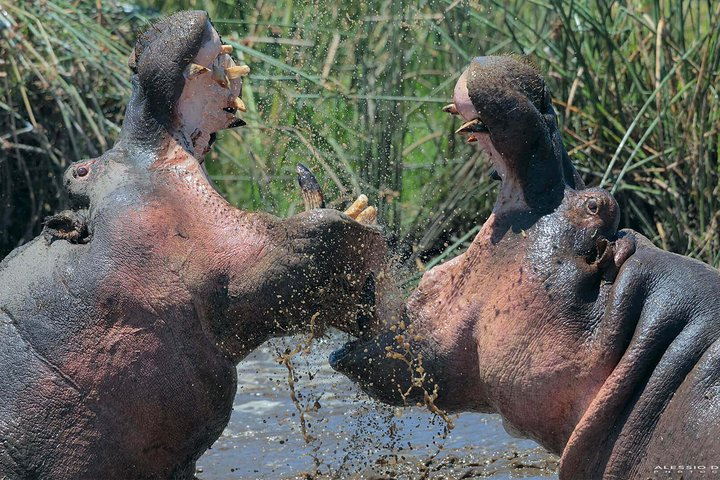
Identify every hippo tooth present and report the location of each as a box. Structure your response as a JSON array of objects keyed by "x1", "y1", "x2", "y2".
[
  {"x1": 344, "y1": 195, "x2": 369, "y2": 218},
  {"x1": 296, "y1": 163, "x2": 326, "y2": 211},
  {"x1": 185, "y1": 63, "x2": 210, "y2": 79},
  {"x1": 456, "y1": 119, "x2": 487, "y2": 134},
  {"x1": 442, "y1": 103, "x2": 458, "y2": 115},
  {"x1": 467, "y1": 135, "x2": 478, "y2": 143},
  {"x1": 211, "y1": 63, "x2": 228, "y2": 88},
  {"x1": 231, "y1": 97, "x2": 247, "y2": 112},
  {"x1": 356, "y1": 206, "x2": 377, "y2": 225},
  {"x1": 220, "y1": 44, "x2": 233, "y2": 54},
  {"x1": 226, "y1": 65, "x2": 250, "y2": 79}
]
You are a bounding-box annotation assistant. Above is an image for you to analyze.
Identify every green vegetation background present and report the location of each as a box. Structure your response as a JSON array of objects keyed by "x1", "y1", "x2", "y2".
[{"x1": 1, "y1": 0, "x2": 718, "y2": 274}]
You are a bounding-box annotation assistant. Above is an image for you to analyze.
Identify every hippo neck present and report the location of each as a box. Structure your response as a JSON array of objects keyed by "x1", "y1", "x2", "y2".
[
  {"x1": 493, "y1": 130, "x2": 581, "y2": 217},
  {"x1": 459, "y1": 209, "x2": 620, "y2": 454},
  {"x1": 117, "y1": 76, "x2": 205, "y2": 164},
  {"x1": 153, "y1": 151, "x2": 276, "y2": 361},
  {"x1": 153, "y1": 139, "x2": 259, "y2": 227},
  {"x1": 117, "y1": 76, "x2": 166, "y2": 157}
]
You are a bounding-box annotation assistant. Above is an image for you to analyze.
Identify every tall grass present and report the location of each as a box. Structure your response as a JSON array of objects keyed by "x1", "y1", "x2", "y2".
[{"x1": 2, "y1": 0, "x2": 718, "y2": 270}]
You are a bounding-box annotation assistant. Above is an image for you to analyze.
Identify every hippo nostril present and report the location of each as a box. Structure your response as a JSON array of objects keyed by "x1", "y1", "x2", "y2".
[{"x1": 77, "y1": 166, "x2": 89, "y2": 177}]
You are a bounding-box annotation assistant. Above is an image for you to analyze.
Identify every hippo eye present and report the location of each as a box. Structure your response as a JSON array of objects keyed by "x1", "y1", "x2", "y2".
[
  {"x1": 77, "y1": 166, "x2": 89, "y2": 177},
  {"x1": 586, "y1": 198, "x2": 599, "y2": 215}
]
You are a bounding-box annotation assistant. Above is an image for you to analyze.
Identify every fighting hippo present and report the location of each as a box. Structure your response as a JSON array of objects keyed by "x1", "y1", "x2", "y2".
[
  {"x1": 331, "y1": 56, "x2": 720, "y2": 479},
  {"x1": 0, "y1": 11, "x2": 384, "y2": 479}
]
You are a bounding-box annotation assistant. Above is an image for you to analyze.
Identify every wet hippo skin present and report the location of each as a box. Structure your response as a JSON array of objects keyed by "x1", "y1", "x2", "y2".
[
  {"x1": 331, "y1": 56, "x2": 720, "y2": 479},
  {"x1": 0, "y1": 11, "x2": 383, "y2": 480}
]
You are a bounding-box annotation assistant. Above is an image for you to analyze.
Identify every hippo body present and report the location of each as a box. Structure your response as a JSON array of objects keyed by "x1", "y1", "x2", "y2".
[
  {"x1": 332, "y1": 56, "x2": 720, "y2": 479},
  {"x1": 0, "y1": 11, "x2": 382, "y2": 479},
  {"x1": 567, "y1": 234, "x2": 720, "y2": 478}
]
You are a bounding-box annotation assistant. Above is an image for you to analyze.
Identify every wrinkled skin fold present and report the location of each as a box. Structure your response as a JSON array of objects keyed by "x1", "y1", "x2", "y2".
[
  {"x1": 0, "y1": 11, "x2": 384, "y2": 480},
  {"x1": 332, "y1": 56, "x2": 720, "y2": 479}
]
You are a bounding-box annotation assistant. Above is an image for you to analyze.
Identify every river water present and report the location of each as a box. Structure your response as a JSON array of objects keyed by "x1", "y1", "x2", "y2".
[{"x1": 197, "y1": 334, "x2": 559, "y2": 480}]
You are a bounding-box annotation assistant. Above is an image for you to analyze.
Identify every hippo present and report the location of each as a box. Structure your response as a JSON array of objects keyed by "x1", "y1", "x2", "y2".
[
  {"x1": 0, "y1": 11, "x2": 384, "y2": 479},
  {"x1": 331, "y1": 56, "x2": 720, "y2": 479}
]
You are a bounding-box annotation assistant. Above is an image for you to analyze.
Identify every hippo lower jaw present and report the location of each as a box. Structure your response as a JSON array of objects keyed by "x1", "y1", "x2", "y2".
[{"x1": 329, "y1": 328, "x2": 443, "y2": 408}]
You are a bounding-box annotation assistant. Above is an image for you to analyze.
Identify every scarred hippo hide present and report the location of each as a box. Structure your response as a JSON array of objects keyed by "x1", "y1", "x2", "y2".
[
  {"x1": 0, "y1": 11, "x2": 384, "y2": 479},
  {"x1": 331, "y1": 56, "x2": 720, "y2": 479}
]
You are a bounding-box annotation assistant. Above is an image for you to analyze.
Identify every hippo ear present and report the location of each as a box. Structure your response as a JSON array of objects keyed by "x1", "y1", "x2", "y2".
[{"x1": 43, "y1": 210, "x2": 91, "y2": 244}]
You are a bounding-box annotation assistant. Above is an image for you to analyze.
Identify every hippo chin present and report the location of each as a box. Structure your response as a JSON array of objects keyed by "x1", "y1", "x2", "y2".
[
  {"x1": 332, "y1": 56, "x2": 720, "y2": 479},
  {"x1": 0, "y1": 11, "x2": 383, "y2": 479}
]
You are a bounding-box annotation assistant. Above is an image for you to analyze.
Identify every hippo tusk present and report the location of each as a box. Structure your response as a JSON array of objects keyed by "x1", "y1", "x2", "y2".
[
  {"x1": 344, "y1": 195, "x2": 368, "y2": 218},
  {"x1": 226, "y1": 65, "x2": 250, "y2": 79},
  {"x1": 442, "y1": 103, "x2": 459, "y2": 115},
  {"x1": 185, "y1": 63, "x2": 210, "y2": 79},
  {"x1": 296, "y1": 163, "x2": 326, "y2": 210},
  {"x1": 231, "y1": 97, "x2": 247, "y2": 112},
  {"x1": 220, "y1": 44, "x2": 233, "y2": 55},
  {"x1": 355, "y1": 206, "x2": 377, "y2": 224},
  {"x1": 455, "y1": 118, "x2": 489, "y2": 135}
]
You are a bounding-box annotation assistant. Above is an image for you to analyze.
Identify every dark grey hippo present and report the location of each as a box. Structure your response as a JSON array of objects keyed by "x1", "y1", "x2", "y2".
[
  {"x1": 0, "y1": 11, "x2": 383, "y2": 479},
  {"x1": 331, "y1": 56, "x2": 720, "y2": 479}
]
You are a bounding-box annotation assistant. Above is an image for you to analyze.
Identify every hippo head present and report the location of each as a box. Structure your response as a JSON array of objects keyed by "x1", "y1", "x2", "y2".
[
  {"x1": 448, "y1": 55, "x2": 584, "y2": 212},
  {"x1": 62, "y1": 10, "x2": 246, "y2": 209},
  {"x1": 331, "y1": 56, "x2": 635, "y2": 455}
]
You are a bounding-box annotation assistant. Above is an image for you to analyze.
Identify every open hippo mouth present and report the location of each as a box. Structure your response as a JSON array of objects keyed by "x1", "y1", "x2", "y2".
[
  {"x1": 125, "y1": 10, "x2": 250, "y2": 168},
  {"x1": 443, "y1": 69, "x2": 496, "y2": 180},
  {"x1": 63, "y1": 11, "x2": 253, "y2": 211}
]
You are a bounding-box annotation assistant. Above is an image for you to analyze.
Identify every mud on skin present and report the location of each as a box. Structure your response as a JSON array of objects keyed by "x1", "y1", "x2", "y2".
[
  {"x1": 0, "y1": 10, "x2": 385, "y2": 480},
  {"x1": 332, "y1": 55, "x2": 720, "y2": 480}
]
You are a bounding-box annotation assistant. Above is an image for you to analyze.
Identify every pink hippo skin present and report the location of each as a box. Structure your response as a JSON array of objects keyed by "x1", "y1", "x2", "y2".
[
  {"x1": 0, "y1": 11, "x2": 384, "y2": 479},
  {"x1": 331, "y1": 56, "x2": 720, "y2": 479}
]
